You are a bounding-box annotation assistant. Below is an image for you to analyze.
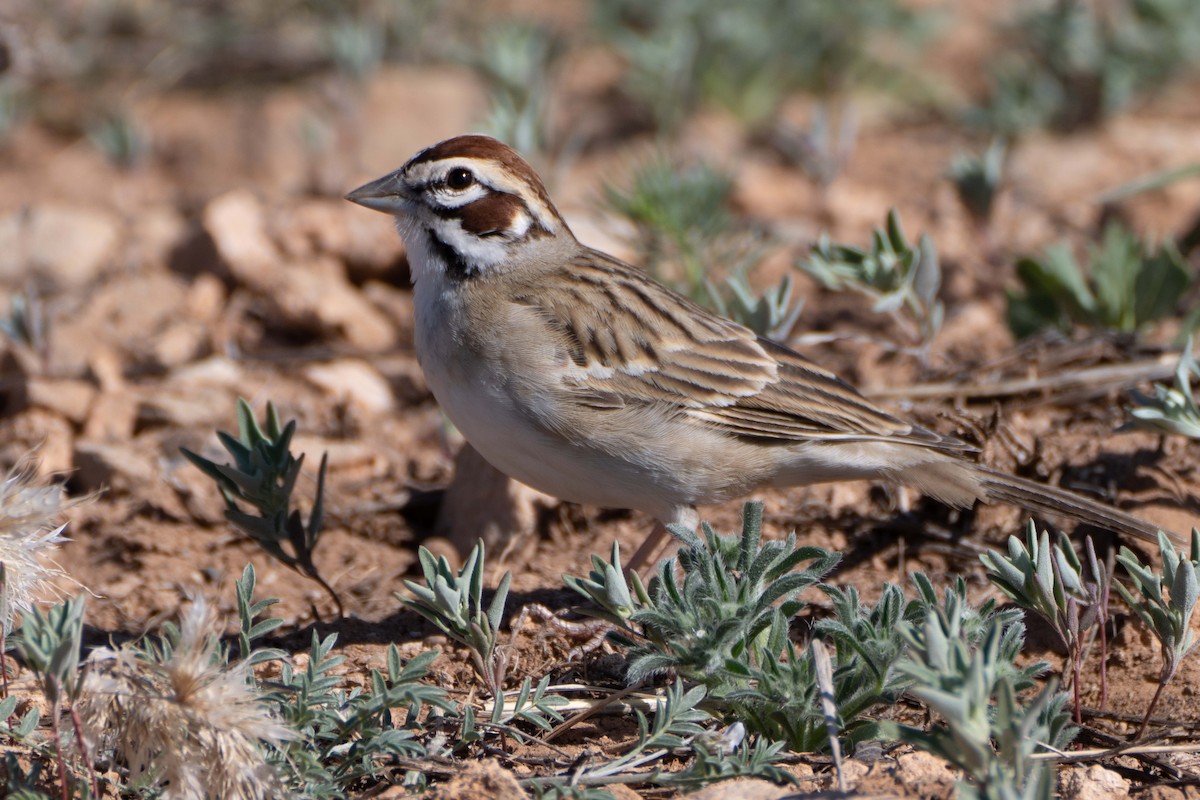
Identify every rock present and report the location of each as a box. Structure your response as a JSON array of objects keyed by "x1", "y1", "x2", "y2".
[
  {"x1": 0, "y1": 205, "x2": 121, "y2": 290},
  {"x1": 202, "y1": 189, "x2": 280, "y2": 290},
  {"x1": 278, "y1": 199, "x2": 406, "y2": 282},
  {"x1": 280, "y1": 258, "x2": 397, "y2": 350},
  {"x1": 421, "y1": 760, "x2": 528, "y2": 800},
  {"x1": 1058, "y1": 764, "x2": 1132, "y2": 800},
  {"x1": 137, "y1": 384, "x2": 236, "y2": 429},
  {"x1": 682, "y1": 778, "x2": 793, "y2": 800},
  {"x1": 25, "y1": 377, "x2": 96, "y2": 424},
  {"x1": 151, "y1": 321, "x2": 208, "y2": 369},
  {"x1": 436, "y1": 444, "x2": 554, "y2": 558},
  {"x1": 0, "y1": 408, "x2": 74, "y2": 476},
  {"x1": 168, "y1": 355, "x2": 245, "y2": 387},
  {"x1": 894, "y1": 750, "x2": 958, "y2": 796},
  {"x1": 45, "y1": 273, "x2": 191, "y2": 377},
  {"x1": 73, "y1": 441, "x2": 156, "y2": 494},
  {"x1": 183, "y1": 273, "x2": 227, "y2": 323},
  {"x1": 203, "y1": 191, "x2": 396, "y2": 349},
  {"x1": 82, "y1": 391, "x2": 138, "y2": 441},
  {"x1": 303, "y1": 359, "x2": 395, "y2": 415}
]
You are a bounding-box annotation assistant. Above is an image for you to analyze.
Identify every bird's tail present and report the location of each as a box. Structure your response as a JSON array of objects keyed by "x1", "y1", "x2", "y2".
[{"x1": 975, "y1": 467, "x2": 1174, "y2": 546}]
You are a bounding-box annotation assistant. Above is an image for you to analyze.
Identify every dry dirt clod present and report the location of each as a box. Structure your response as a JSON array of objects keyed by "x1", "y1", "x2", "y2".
[
  {"x1": 303, "y1": 358, "x2": 395, "y2": 416},
  {"x1": 436, "y1": 443, "x2": 555, "y2": 560},
  {"x1": 682, "y1": 777, "x2": 795, "y2": 800},
  {"x1": 1059, "y1": 763, "x2": 1131, "y2": 800},
  {"x1": 0, "y1": 204, "x2": 121, "y2": 290}
]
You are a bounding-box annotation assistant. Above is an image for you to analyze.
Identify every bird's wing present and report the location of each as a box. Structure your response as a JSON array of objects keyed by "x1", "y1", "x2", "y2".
[{"x1": 514, "y1": 249, "x2": 969, "y2": 451}]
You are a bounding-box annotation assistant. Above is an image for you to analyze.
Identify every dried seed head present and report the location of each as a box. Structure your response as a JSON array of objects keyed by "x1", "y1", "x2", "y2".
[
  {"x1": 79, "y1": 598, "x2": 295, "y2": 800},
  {"x1": 0, "y1": 461, "x2": 79, "y2": 633}
]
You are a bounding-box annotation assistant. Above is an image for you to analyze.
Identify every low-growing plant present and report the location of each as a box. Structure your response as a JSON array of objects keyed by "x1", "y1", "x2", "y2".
[
  {"x1": 466, "y1": 21, "x2": 561, "y2": 166},
  {"x1": 1114, "y1": 529, "x2": 1200, "y2": 739},
  {"x1": 593, "y1": 0, "x2": 929, "y2": 132},
  {"x1": 798, "y1": 208, "x2": 944, "y2": 349},
  {"x1": 972, "y1": 0, "x2": 1200, "y2": 134},
  {"x1": 948, "y1": 139, "x2": 1006, "y2": 228},
  {"x1": 766, "y1": 103, "x2": 859, "y2": 189},
  {"x1": 884, "y1": 588, "x2": 1074, "y2": 800},
  {"x1": 981, "y1": 522, "x2": 1110, "y2": 722},
  {"x1": 1007, "y1": 223, "x2": 1192, "y2": 339},
  {"x1": 182, "y1": 398, "x2": 341, "y2": 617},
  {"x1": 1126, "y1": 338, "x2": 1200, "y2": 438}
]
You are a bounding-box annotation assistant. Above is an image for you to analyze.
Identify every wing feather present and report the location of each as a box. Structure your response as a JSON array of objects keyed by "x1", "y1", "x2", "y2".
[{"x1": 514, "y1": 249, "x2": 970, "y2": 453}]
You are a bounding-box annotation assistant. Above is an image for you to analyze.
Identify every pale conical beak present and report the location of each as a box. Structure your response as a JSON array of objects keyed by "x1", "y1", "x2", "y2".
[{"x1": 345, "y1": 171, "x2": 409, "y2": 214}]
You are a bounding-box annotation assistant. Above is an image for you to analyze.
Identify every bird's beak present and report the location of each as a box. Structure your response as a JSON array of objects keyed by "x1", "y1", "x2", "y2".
[{"x1": 345, "y1": 171, "x2": 409, "y2": 214}]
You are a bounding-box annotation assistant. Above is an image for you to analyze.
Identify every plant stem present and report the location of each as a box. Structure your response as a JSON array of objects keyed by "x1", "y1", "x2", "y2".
[
  {"x1": 51, "y1": 696, "x2": 68, "y2": 800},
  {"x1": 1136, "y1": 678, "x2": 1169, "y2": 741},
  {"x1": 69, "y1": 700, "x2": 100, "y2": 800}
]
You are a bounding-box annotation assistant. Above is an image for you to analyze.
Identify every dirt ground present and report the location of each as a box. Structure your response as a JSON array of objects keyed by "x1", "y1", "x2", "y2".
[{"x1": 3, "y1": 1, "x2": 1200, "y2": 797}]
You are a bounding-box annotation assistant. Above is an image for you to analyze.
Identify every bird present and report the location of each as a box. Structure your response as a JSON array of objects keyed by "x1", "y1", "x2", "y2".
[{"x1": 346, "y1": 133, "x2": 1169, "y2": 572}]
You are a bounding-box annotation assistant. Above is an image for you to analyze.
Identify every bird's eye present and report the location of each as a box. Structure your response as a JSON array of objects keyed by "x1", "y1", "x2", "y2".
[{"x1": 446, "y1": 168, "x2": 474, "y2": 191}]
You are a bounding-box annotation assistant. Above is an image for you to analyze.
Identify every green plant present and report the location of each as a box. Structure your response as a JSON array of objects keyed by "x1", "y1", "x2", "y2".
[
  {"x1": 1007, "y1": 223, "x2": 1192, "y2": 339},
  {"x1": 798, "y1": 209, "x2": 944, "y2": 349},
  {"x1": 948, "y1": 139, "x2": 1006, "y2": 227},
  {"x1": 0, "y1": 288, "x2": 47, "y2": 366},
  {"x1": 593, "y1": 0, "x2": 929, "y2": 132},
  {"x1": 884, "y1": 589, "x2": 1074, "y2": 800},
  {"x1": 1114, "y1": 529, "x2": 1200, "y2": 739},
  {"x1": 86, "y1": 111, "x2": 149, "y2": 169},
  {"x1": 565, "y1": 503, "x2": 920, "y2": 750},
  {"x1": 181, "y1": 398, "x2": 341, "y2": 617},
  {"x1": 1127, "y1": 339, "x2": 1200, "y2": 438},
  {"x1": 973, "y1": 0, "x2": 1200, "y2": 134},
  {"x1": 398, "y1": 541, "x2": 510, "y2": 696},
  {"x1": 468, "y1": 21, "x2": 561, "y2": 164},
  {"x1": 981, "y1": 522, "x2": 1110, "y2": 721},
  {"x1": 16, "y1": 596, "x2": 95, "y2": 799}
]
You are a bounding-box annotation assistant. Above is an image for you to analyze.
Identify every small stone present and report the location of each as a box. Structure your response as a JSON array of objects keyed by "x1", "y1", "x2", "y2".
[
  {"x1": 682, "y1": 778, "x2": 793, "y2": 800},
  {"x1": 0, "y1": 205, "x2": 121, "y2": 290},
  {"x1": 152, "y1": 321, "x2": 207, "y2": 369},
  {"x1": 25, "y1": 377, "x2": 96, "y2": 424},
  {"x1": 183, "y1": 273, "x2": 226, "y2": 322},
  {"x1": 202, "y1": 189, "x2": 279, "y2": 290},
  {"x1": 894, "y1": 750, "x2": 958, "y2": 796},
  {"x1": 1059, "y1": 764, "x2": 1132, "y2": 799},
  {"x1": 73, "y1": 440, "x2": 156, "y2": 494},
  {"x1": 168, "y1": 355, "x2": 244, "y2": 387},
  {"x1": 304, "y1": 359, "x2": 395, "y2": 415},
  {"x1": 0, "y1": 408, "x2": 74, "y2": 475},
  {"x1": 281, "y1": 258, "x2": 397, "y2": 350},
  {"x1": 82, "y1": 391, "x2": 138, "y2": 441}
]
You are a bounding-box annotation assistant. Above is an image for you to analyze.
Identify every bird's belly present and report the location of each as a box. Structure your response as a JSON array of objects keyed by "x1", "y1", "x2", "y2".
[{"x1": 430, "y1": 367, "x2": 680, "y2": 514}]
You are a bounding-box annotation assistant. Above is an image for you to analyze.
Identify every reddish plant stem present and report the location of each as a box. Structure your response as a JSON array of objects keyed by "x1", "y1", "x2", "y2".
[
  {"x1": 1137, "y1": 675, "x2": 1170, "y2": 741},
  {"x1": 69, "y1": 700, "x2": 100, "y2": 800},
  {"x1": 50, "y1": 696, "x2": 69, "y2": 800}
]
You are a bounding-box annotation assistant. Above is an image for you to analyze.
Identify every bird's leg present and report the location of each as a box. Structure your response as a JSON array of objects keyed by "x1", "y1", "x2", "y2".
[{"x1": 626, "y1": 520, "x2": 671, "y2": 576}]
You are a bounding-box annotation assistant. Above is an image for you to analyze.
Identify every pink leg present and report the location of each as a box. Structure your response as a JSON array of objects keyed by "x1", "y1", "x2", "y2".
[{"x1": 625, "y1": 521, "x2": 671, "y2": 576}]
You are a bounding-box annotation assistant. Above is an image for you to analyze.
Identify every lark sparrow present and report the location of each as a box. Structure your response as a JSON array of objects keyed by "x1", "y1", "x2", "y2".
[{"x1": 347, "y1": 134, "x2": 1166, "y2": 570}]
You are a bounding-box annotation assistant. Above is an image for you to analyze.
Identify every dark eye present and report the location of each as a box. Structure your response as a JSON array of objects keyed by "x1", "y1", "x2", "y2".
[{"x1": 446, "y1": 167, "x2": 474, "y2": 190}]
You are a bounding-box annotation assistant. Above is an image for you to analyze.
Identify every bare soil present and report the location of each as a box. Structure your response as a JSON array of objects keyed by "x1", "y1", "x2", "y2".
[{"x1": 2, "y1": 2, "x2": 1200, "y2": 797}]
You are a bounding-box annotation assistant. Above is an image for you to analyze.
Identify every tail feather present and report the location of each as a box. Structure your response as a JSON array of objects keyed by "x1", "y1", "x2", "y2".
[{"x1": 975, "y1": 467, "x2": 1173, "y2": 546}]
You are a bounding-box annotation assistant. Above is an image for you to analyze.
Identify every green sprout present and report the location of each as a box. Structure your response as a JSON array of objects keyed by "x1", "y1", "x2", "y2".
[
  {"x1": 1007, "y1": 223, "x2": 1192, "y2": 339},
  {"x1": 948, "y1": 139, "x2": 1006, "y2": 227},
  {"x1": 1114, "y1": 529, "x2": 1200, "y2": 740},
  {"x1": 1127, "y1": 339, "x2": 1200, "y2": 439},
  {"x1": 181, "y1": 399, "x2": 340, "y2": 617},
  {"x1": 981, "y1": 522, "x2": 1111, "y2": 722},
  {"x1": 798, "y1": 208, "x2": 943, "y2": 349}
]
